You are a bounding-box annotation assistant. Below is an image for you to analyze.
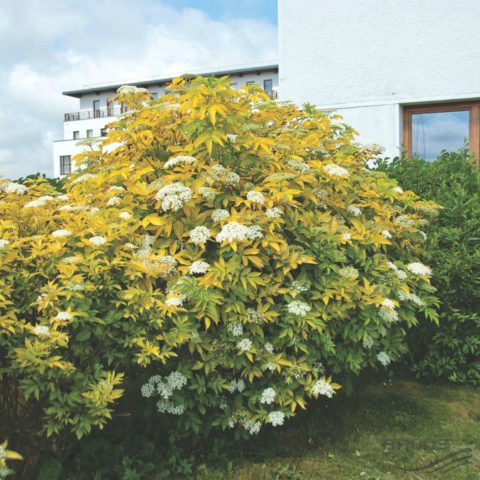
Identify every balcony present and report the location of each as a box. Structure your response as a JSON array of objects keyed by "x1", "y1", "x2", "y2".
[
  {"x1": 64, "y1": 106, "x2": 125, "y2": 122},
  {"x1": 64, "y1": 90, "x2": 278, "y2": 122}
]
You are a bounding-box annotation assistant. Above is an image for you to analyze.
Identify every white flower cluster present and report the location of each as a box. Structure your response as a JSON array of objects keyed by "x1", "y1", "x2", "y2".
[
  {"x1": 227, "y1": 322, "x2": 244, "y2": 337},
  {"x1": 164, "y1": 155, "x2": 196, "y2": 169},
  {"x1": 0, "y1": 239, "x2": 10, "y2": 248},
  {"x1": 155, "y1": 182, "x2": 192, "y2": 212},
  {"x1": 1, "y1": 181, "x2": 28, "y2": 195},
  {"x1": 267, "y1": 411, "x2": 285, "y2": 427},
  {"x1": 342, "y1": 232, "x2": 352, "y2": 241},
  {"x1": 237, "y1": 338, "x2": 253, "y2": 352},
  {"x1": 211, "y1": 209, "x2": 230, "y2": 222},
  {"x1": 395, "y1": 215, "x2": 415, "y2": 228},
  {"x1": 216, "y1": 222, "x2": 263, "y2": 243},
  {"x1": 381, "y1": 298, "x2": 396, "y2": 309},
  {"x1": 338, "y1": 266, "x2": 359, "y2": 280},
  {"x1": 264, "y1": 342, "x2": 274, "y2": 353},
  {"x1": 377, "y1": 351, "x2": 391, "y2": 366},
  {"x1": 260, "y1": 387, "x2": 276, "y2": 405},
  {"x1": 243, "y1": 420, "x2": 262, "y2": 435},
  {"x1": 71, "y1": 173, "x2": 97, "y2": 185},
  {"x1": 265, "y1": 207, "x2": 282, "y2": 218},
  {"x1": 398, "y1": 290, "x2": 424, "y2": 306},
  {"x1": 156, "y1": 255, "x2": 178, "y2": 276},
  {"x1": 382, "y1": 230, "x2": 392, "y2": 239},
  {"x1": 55, "y1": 311, "x2": 73, "y2": 321},
  {"x1": 107, "y1": 196, "x2": 121, "y2": 206},
  {"x1": 66, "y1": 282, "x2": 85, "y2": 292},
  {"x1": 164, "y1": 295, "x2": 185, "y2": 307},
  {"x1": 58, "y1": 205, "x2": 87, "y2": 212},
  {"x1": 51, "y1": 229, "x2": 71, "y2": 237},
  {"x1": 228, "y1": 379, "x2": 245, "y2": 393},
  {"x1": 324, "y1": 164, "x2": 350, "y2": 177},
  {"x1": 287, "y1": 301, "x2": 311, "y2": 317},
  {"x1": 363, "y1": 336, "x2": 374, "y2": 349},
  {"x1": 208, "y1": 165, "x2": 240, "y2": 186},
  {"x1": 199, "y1": 187, "x2": 216, "y2": 200},
  {"x1": 312, "y1": 379, "x2": 335, "y2": 398},
  {"x1": 246, "y1": 190, "x2": 265, "y2": 204},
  {"x1": 119, "y1": 211, "x2": 132, "y2": 220},
  {"x1": 156, "y1": 400, "x2": 185, "y2": 415},
  {"x1": 24, "y1": 195, "x2": 54, "y2": 208},
  {"x1": 286, "y1": 159, "x2": 310, "y2": 173},
  {"x1": 188, "y1": 260, "x2": 210, "y2": 275},
  {"x1": 393, "y1": 186, "x2": 404, "y2": 194},
  {"x1": 61, "y1": 256, "x2": 79, "y2": 264},
  {"x1": 34, "y1": 325, "x2": 50, "y2": 336},
  {"x1": 291, "y1": 280, "x2": 310, "y2": 293},
  {"x1": 108, "y1": 185, "x2": 125, "y2": 193},
  {"x1": 346, "y1": 205, "x2": 361, "y2": 217},
  {"x1": 189, "y1": 226, "x2": 210, "y2": 245},
  {"x1": 117, "y1": 85, "x2": 149, "y2": 95},
  {"x1": 141, "y1": 371, "x2": 187, "y2": 415},
  {"x1": 246, "y1": 308, "x2": 266, "y2": 324},
  {"x1": 379, "y1": 298, "x2": 399, "y2": 323},
  {"x1": 406, "y1": 262, "x2": 432, "y2": 276},
  {"x1": 88, "y1": 236, "x2": 107, "y2": 246},
  {"x1": 226, "y1": 133, "x2": 238, "y2": 143}
]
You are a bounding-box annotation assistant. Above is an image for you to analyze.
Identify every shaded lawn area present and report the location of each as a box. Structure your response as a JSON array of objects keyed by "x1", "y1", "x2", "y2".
[{"x1": 192, "y1": 380, "x2": 480, "y2": 480}]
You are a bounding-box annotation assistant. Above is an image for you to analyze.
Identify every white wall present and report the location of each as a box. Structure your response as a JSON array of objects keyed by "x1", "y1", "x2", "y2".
[{"x1": 279, "y1": 0, "x2": 480, "y2": 156}]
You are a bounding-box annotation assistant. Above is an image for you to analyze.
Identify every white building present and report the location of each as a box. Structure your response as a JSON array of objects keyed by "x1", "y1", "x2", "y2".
[
  {"x1": 53, "y1": 63, "x2": 278, "y2": 177},
  {"x1": 279, "y1": 0, "x2": 480, "y2": 161}
]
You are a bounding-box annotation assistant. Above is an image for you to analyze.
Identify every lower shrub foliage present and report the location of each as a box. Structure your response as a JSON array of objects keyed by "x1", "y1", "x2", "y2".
[{"x1": 374, "y1": 149, "x2": 480, "y2": 386}]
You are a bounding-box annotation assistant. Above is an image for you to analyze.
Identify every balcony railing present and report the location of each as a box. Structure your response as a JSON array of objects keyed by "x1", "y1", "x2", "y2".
[
  {"x1": 64, "y1": 106, "x2": 125, "y2": 122},
  {"x1": 65, "y1": 89, "x2": 278, "y2": 122}
]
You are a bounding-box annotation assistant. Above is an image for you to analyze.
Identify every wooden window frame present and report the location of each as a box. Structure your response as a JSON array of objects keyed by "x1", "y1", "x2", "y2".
[{"x1": 403, "y1": 101, "x2": 480, "y2": 160}]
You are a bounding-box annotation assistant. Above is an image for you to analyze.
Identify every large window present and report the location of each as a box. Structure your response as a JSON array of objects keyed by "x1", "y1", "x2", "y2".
[
  {"x1": 403, "y1": 101, "x2": 480, "y2": 161},
  {"x1": 86, "y1": 129, "x2": 93, "y2": 138},
  {"x1": 73, "y1": 131, "x2": 79, "y2": 140},
  {"x1": 263, "y1": 79, "x2": 273, "y2": 92},
  {"x1": 60, "y1": 155, "x2": 71, "y2": 175}
]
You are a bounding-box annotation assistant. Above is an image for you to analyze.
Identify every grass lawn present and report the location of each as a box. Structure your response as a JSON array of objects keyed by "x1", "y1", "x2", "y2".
[{"x1": 191, "y1": 380, "x2": 480, "y2": 480}]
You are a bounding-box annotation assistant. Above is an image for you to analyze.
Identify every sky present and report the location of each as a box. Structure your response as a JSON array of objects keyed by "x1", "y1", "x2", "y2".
[{"x1": 0, "y1": 0, "x2": 277, "y2": 179}]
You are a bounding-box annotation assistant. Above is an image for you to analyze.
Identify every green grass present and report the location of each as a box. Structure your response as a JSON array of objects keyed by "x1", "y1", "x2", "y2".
[{"x1": 190, "y1": 380, "x2": 480, "y2": 480}]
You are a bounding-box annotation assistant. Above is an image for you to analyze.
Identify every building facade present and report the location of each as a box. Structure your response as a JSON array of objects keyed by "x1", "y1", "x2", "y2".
[
  {"x1": 279, "y1": 0, "x2": 480, "y2": 161},
  {"x1": 53, "y1": 64, "x2": 278, "y2": 177}
]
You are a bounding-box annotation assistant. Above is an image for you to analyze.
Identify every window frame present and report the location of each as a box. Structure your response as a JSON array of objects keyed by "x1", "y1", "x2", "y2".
[
  {"x1": 73, "y1": 130, "x2": 80, "y2": 140},
  {"x1": 403, "y1": 101, "x2": 480, "y2": 160},
  {"x1": 86, "y1": 129, "x2": 93, "y2": 138},
  {"x1": 59, "y1": 155, "x2": 71, "y2": 175}
]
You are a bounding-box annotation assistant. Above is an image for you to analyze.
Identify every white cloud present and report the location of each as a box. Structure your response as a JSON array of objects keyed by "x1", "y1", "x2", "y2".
[{"x1": 0, "y1": 0, "x2": 277, "y2": 179}]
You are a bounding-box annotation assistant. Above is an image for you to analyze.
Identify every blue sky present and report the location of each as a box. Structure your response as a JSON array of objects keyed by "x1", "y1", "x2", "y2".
[
  {"x1": 169, "y1": 0, "x2": 277, "y2": 24},
  {"x1": 0, "y1": 0, "x2": 278, "y2": 179}
]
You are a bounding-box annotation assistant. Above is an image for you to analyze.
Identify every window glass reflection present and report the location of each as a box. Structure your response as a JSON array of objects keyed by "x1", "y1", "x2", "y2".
[{"x1": 412, "y1": 110, "x2": 469, "y2": 161}]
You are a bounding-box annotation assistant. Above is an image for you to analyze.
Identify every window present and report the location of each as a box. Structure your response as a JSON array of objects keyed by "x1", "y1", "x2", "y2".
[
  {"x1": 86, "y1": 129, "x2": 93, "y2": 138},
  {"x1": 246, "y1": 81, "x2": 255, "y2": 86},
  {"x1": 403, "y1": 101, "x2": 480, "y2": 161},
  {"x1": 60, "y1": 155, "x2": 71, "y2": 175},
  {"x1": 73, "y1": 131, "x2": 80, "y2": 140},
  {"x1": 100, "y1": 128, "x2": 108, "y2": 137},
  {"x1": 263, "y1": 79, "x2": 273, "y2": 92},
  {"x1": 93, "y1": 100, "x2": 100, "y2": 118},
  {"x1": 107, "y1": 99, "x2": 114, "y2": 116}
]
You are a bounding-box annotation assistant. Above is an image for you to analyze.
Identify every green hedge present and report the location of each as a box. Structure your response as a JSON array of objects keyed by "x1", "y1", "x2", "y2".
[{"x1": 374, "y1": 149, "x2": 480, "y2": 386}]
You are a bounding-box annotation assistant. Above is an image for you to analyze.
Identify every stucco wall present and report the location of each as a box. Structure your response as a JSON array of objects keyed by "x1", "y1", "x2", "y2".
[{"x1": 279, "y1": 0, "x2": 480, "y2": 153}]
